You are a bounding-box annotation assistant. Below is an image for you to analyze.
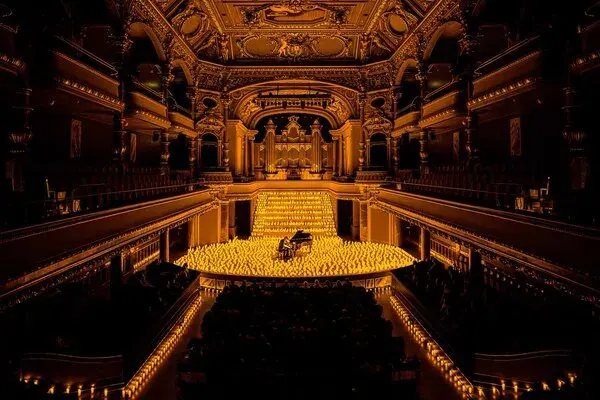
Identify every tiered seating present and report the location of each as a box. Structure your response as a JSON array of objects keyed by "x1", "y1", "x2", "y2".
[
  {"x1": 178, "y1": 283, "x2": 418, "y2": 400},
  {"x1": 394, "y1": 259, "x2": 596, "y2": 354},
  {"x1": 401, "y1": 164, "x2": 525, "y2": 209},
  {"x1": 49, "y1": 166, "x2": 192, "y2": 213}
]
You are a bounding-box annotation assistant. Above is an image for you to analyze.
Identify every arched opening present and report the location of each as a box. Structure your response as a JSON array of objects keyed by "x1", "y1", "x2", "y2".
[
  {"x1": 200, "y1": 133, "x2": 219, "y2": 170},
  {"x1": 169, "y1": 67, "x2": 191, "y2": 114},
  {"x1": 369, "y1": 133, "x2": 388, "y2": 170},
  {"x1": 128, "y1": 24, "x2": 165, "y2": 101}
]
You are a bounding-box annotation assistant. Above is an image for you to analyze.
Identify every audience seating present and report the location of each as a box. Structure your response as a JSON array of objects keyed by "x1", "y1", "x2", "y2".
[{"x1": 178, "y1": 282, "x2": 419, "y2": 400}]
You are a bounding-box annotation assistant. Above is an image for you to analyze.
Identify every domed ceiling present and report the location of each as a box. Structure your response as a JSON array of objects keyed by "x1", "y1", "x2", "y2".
[{"x1": 156, "y1": 0, "x2": 436, "y2": 65}]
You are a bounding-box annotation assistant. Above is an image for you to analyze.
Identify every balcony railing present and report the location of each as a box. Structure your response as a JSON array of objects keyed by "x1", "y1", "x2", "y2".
[{"x1": 52, "y1": 35, "x2": 117, "y2": 77}]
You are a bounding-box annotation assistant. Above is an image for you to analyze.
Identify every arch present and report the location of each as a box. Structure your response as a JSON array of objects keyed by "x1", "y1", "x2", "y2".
[
  {"x1": 128, "y1": 21, "x2": 167, "y2": 62},
  {"x1": 422, "y1": 21, "x2": 463, "y2": 62},
  {"x1": 170, "y1": 58, "x2": 194, "y2": 86},
  {"x1": 369, "y1": 132, "x2": 388, "y2": 170},
  {"x1": 394, "y1": 58, "x2": 418, "y2": 85}
]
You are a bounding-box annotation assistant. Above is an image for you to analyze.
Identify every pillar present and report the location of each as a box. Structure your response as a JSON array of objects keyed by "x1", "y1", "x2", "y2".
[
  {"x1": 160, "y1": 229, "x2": 170, "y2": 262},
  {"x1": 196, "y1": 137, "x2": 202, "y2": 172},
  {"x1": 387, "y1": 136, "x2": 393, "y2": 174},
  {"x1": 6, "y1": 87, "x2": 33, "y2": 192},
  {"x1": 419, "y1": 227, "x2": 430, "y2": 260},
  {"x1": 389, "y1": 214, "x2": 404, "y2": 247},
  {"x1": 221, "y1": 95, "x2": 231, "y2": 171},
  {"x1": 220, "y1": 202, "x2": 229, "y2": 243},
  {"x1": 563, "y1": 83, "x2": 589, "y2": 189},
  {"x1": 188, "y1": 137, "x2": 197, "y2": 177},
  {"x1": 352, "y1": 200, "x2": 360, "y2": 240},
  {"x1": 392, "y1": 136, "x2": 400, "y2": 174},
  {"x1": 358, "y1": 94, "x2": 366, "y2": 171},
  {"x1": 311, "y1": 119, "x2": 323, "y2": 173},
  {"x1": 460, "y1": 30, "x2": 480, "y2": 167},
  {"x1": 419, "y1": 129, "x2": 429, "y2": 175},
  {"x1": 359, "y1": 202, "x2": 369, "y2": 242},
  {"x1": 187, "y1": 214, "x2": 200, "y2": 248},
  {"x1": 112, "y1": 111, "x2": 128, "y2": 168},
  {"x1": 228, "y1": 201, "x2": 237, "y2": 239},
  {"x1": 264, "y1": 119, "x2": 276, "y2": 173},
  {"x1": 397, "y1": 218, "x2": 406, "y2": 248},
  {"x1": 160, "y1": 130, "x2": 170, "y2": 175},
  {"x1": 332, "y1": 137, "x2": 338, "y2": 176},
  {"x1": 340, "y1": 136, "x2": 346, "y2": 176},
  {"x1": 242, "y1": 138, "x2": 248, "y2": 176},
  {"x1": 249, "y1": 140, "x2": 255, "y2": 176}
]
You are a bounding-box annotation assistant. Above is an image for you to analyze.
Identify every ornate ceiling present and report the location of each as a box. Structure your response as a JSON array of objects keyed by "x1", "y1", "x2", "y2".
[{"x1": 155, "y1": 0, "x2": 437, "y2": 65}]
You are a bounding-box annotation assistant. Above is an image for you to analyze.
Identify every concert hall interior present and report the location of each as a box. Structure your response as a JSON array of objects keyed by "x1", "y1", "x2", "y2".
[{"x1": 1, "y1": 0, "x2": 600, "y2": 399}]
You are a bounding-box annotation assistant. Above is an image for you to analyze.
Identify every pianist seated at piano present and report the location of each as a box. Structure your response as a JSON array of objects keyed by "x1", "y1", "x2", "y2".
[{"x1": 278, "y1": 236, "x2": 293, "y2": 260}]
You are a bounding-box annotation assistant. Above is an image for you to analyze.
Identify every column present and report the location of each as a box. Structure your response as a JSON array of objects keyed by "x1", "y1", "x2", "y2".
[
  {"x1": 112, "y1": 112, "x2": 128, "y2": 167},
  {"x1": 249, "y1": 140, "x2": 255, "y2": 176},
  {"x1": 419, "y1": 227, "x2": 430, "y2": 260},
  {"x1": 352, "y1": 200, "x2": 360, "y2": 240},
  {"x1": 416, "y1": 60, "x2": 430, "y2": 175},
  {"x1": 243, "y1": 138, "x2": 248, "y2": 176},
  {"x1": 460, "y1": 31, "x2": 480, "y2": 167},
  {"x1": 229, "y1": 201, "x2": 237, "y2": 239},
  {"x1": 220, "y1": 202, "x2": 229, "y2": 243},
  {"x1": 359, "y1": 202, "x2": 369, "y2": 242},
  {"x1": 160, "y1": 130, "x2": 170, "y2": 175},
  {"x1": 110, "y1": 33, "x2": 132, "y2": 171},
  {"x1": 331, "y1": 137, "x2": 338, "y2": 176},
  {"x1": 387, "y1": 136, "x2": 393, "y2": 174},
  {"x1": 358, "y1": 94, "x2": 366, "y2": 171},
  {"x1": 419, "y1": 129, "x2": 429, "y2": 174},
  {"x1": 311, "y1": 118, "x2": 323, "y2": 173},
  {"x1": 365, "y1": 137, "x2": 371, "y2": 168},
  {"x1": 397, "y1": 218, "x2": 406, "y2": 248},
  {"x1": 563, "y1": 82, "x2": 589, "y2": 189},
  {"x1": 188, "y1": 137, "x2": 197, "y2": 178},
  {"x1": 6, "y1": 87, "x2": 33, "y2": 192},
  {"x1": 221, "y1": 95, "x2": 231, "y2": 171},
  {"x1": 264, "y1": 119, "x2": 276, "y2": 173},
  {"x1": 187, "y1": 214, "x2": 200, "y2": 248},
  {"x1": 217, "y1": 138, "x2": 223, "y2": 167},
  {"x1": 392, "y1": 136, "x2": 400, "y2": 174},
  {"x1": 340, "y1": 136, "x2": 346, "y2": 176},
  {"x1": 160, "y1": 229, "x2": 170, "y2": 262},
  {"x1": 196, "y1": 137, "x2": 202, "y2": 172}
]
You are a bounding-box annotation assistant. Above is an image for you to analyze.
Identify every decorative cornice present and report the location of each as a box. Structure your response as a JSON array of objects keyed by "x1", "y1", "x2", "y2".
[
  {"x1": 130, "y1": 108, "x2": 172, "y2": 127},
  {"x1": 468, "y1": 77, "x2": 538, "y2": 110},
  {"x1": 419, "y1": 107, "x2": 459, "y2": 127},
  {"x1": 571, "y1": 49, "x2": 600, "y2": 73},
  {"x1": 55, "y1": 77, "x2": 125, "y2": 111},
  {"x1": 0, "y1": 52, "x2": 24, "y2": 74}
]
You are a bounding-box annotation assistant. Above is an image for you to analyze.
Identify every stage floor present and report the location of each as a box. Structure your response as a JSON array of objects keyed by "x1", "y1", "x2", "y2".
[{"x1": 175, "y1": 236, "x2": 415, "y2": 278}]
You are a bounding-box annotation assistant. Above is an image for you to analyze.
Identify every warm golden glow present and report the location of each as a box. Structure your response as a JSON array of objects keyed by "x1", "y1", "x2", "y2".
[
  {"x1": 252, "y1": 191, "x2": 337, "y2": 237},
  {"x1": 177, "y1": 236, "x2": 414, "y2": 277}
]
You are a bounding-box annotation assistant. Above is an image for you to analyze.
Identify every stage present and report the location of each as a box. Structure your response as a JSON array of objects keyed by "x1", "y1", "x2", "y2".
[{"x1": 175, "y1": 236, "x2": 415, "y2": 279}]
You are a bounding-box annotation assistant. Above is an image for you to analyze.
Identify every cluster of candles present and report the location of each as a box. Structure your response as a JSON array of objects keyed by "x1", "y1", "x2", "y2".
[
  {"x1": 177, "y1": 236, "x2": 415, "y2": 277},
  {"x1": 252, "y1": 191, "x2": 337, "y2": 237}
]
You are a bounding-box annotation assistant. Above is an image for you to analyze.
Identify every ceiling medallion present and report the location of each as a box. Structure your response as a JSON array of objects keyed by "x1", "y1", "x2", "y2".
[
  {"x1": 237, "y1": 33, "x2": 350, "y2": 60},
  {"x1": 241, "y1": 0, "x2": 349, "y2": 29}
]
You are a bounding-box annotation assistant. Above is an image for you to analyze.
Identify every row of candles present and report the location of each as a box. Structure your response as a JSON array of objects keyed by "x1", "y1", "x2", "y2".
[{"x1": 178, "y1": 237, "x2": 415, "y2": 277}]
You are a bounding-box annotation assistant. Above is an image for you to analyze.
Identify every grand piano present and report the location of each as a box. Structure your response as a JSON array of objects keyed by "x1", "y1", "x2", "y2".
[{"x1": 290, "y1": 230, "x2": 313, "y2": 253}]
